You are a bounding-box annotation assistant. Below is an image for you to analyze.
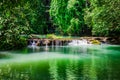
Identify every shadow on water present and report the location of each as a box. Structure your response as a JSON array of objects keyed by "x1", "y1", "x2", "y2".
[
  {"x1": 0, "y1": 45, "x2": 120, "y2": 80},
  {"x1": 0, "y1": 53, "x2": 12, "y2": 59}
]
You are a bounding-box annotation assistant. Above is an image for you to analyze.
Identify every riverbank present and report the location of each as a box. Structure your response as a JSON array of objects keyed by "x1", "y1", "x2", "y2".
[{"x1": 27, "y1": 35, "x2": 120, "y2": 46}]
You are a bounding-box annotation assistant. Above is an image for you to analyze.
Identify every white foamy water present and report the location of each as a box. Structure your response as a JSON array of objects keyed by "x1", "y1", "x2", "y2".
[{"x1": 68, "y1": 39, "x2": 91, "y2": 46}]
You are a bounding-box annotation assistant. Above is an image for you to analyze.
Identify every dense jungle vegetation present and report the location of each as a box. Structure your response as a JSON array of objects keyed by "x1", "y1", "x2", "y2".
[{"x1": 0, "y1": 0, "x2": 120, "y2": 50}]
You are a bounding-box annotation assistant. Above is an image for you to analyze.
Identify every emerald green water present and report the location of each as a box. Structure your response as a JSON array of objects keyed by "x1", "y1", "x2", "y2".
[{"x1": 0, "y1": 45, "x2": 120, "y2": 80}]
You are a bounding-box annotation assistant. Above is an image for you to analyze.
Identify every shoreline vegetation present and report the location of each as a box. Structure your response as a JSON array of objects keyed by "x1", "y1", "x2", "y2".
[{"x1": 0, "y1": 0, "x2": 120, "y2": 50}]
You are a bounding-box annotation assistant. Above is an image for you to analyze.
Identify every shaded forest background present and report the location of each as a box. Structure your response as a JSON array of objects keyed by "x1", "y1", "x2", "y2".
[{"x1": 0, "y1": 0, "x2": 120, "y2": 50}]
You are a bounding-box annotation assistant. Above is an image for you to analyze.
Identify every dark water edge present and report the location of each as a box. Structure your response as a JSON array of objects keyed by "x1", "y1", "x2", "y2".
[{"x1": 0, "y1": 45, "x2": 120, "y2": 80}]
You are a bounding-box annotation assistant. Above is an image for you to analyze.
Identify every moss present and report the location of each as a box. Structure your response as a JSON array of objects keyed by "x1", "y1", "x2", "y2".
[
  {"x1": 46, "y1": 34, "x2": 63, "y2": 39},
  {"x1": 90, "y1": 40, "x2": 101, "y2": 45}
]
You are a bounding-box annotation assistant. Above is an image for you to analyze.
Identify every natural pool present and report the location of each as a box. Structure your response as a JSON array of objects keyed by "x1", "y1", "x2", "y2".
[{"x1": 0, "y1": 45, "x2": 120, "y2": 80}]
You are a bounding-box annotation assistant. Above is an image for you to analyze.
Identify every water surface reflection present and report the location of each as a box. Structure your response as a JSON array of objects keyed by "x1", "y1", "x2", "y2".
[{"x1": 0, "y1": 45, "x2": 120, "y2": 80}]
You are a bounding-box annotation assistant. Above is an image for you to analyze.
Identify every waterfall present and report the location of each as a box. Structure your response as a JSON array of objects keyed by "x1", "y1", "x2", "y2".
[
  {"x1": 55, "y1": 40, "x2": 59, "y2": 46},
  {"x1": 68, "y1": 39, "x2": 90, "y2": 46},
  {"x1": 52, "y1": 41, "x2": 54, "y2": 47},
  {"x1": 45, "y1": 43, "x2": 49, "y2": 51},
  {"x1": 32, "y1": 41, "x2": 36, "y2": 47}
]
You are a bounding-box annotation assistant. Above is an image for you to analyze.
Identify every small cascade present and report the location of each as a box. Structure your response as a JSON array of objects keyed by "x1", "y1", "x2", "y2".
[
  {"x1": 68, "y1": 39, "x2": 90, "y2": 46},
  {"x1": 55, "y1": 40, "x2": 59, "y2": 46},
  {"x1": 43, "y1": 39, "x2": 49, "y2": 51},
  {"x1": 52, "y1": 40, "x2": 54, "y2": 47},
  {"x1": 31, "y1": 41, "x2": 36, "y2": 47},
  {"x1": 45, "y1": 43, "x2": 49, "y2": 51},
  {"x1": 28, "y1": 40, "x2": 39, "y2": 49}
]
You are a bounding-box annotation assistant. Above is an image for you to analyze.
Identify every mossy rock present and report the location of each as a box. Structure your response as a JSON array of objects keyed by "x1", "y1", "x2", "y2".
[
  {"x1": 46, "y1": 34, "x2": 63, "y2": 39},
  {"x1": 46, "y1": 34, "x2": 57, "y2": 39},
  {"x1": 91, "y1": 40, "x2": 101, "y2": 45}
]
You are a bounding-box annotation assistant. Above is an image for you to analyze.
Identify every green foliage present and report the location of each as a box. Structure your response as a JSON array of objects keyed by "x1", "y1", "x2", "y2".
[
  {"x1": 28, "y1": 0, "x2": 49, "y2": 34},
  {"x1": 50, "y1": 0, "x2": 85, "y2": 36},
  {"x1": 0, "y1": 0, "x2": 29, "y2": 50},
  {"x1": 0, "y1": 0, "x2": 51, "y2": 50},
  {"x1": 1, "y1": 0, "x2": 120, "y2": 50},
  {"x1": 84, "y1": 0, "x2": 120, "y2": 36},
  {"x1": 67, "y1": 18, "x2": 81, "y2": 36}
]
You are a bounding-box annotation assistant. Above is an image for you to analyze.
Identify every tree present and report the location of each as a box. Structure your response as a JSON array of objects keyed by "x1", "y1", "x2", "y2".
[
  {"x1": 0, "y1": 0, "x2": 30, "y2": 50},
  {"x1": 84, "y1": 0, "x2": 120, "y2": 36},
  {"x1": 28, "y1": 0, "x2": 49, "y2": 34},
  {"x1": 50, "y1": 0, "x2": 85, "y2": 36}
]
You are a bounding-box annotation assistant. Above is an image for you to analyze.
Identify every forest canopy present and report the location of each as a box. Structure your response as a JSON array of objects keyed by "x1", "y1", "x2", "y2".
[
  {"x1": 0, "y1": 0, "x2": 120, "y2": 50},
  {"x1": 50, "y1": 0, "x2": 85, "y2": 36},
  {"x1": 84, "y1": 0, "x2": 120, "y2": 36}
]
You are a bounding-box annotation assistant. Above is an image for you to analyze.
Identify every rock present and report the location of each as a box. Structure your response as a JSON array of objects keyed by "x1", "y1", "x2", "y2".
[{"x1": 90, "y1": 40, "x2": 101, "y2": 45}]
